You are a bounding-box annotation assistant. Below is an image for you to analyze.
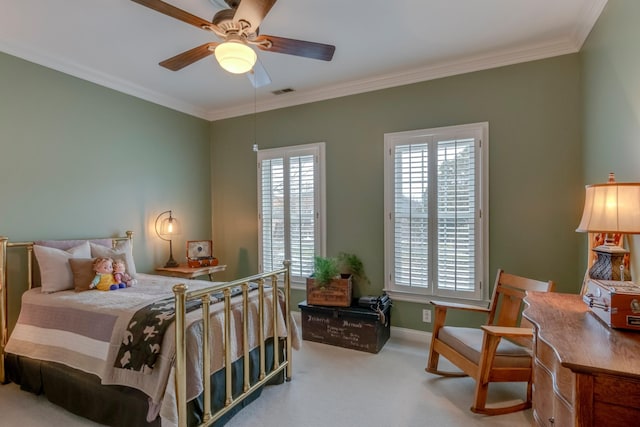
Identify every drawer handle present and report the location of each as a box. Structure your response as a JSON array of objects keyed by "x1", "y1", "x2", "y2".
[{"x1": 548, "y1": 417, "x2": 555, "y2": 424}]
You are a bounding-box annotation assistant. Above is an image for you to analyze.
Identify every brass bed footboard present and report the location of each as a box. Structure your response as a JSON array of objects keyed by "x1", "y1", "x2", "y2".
[
  {"x1": 173, "y1": 260, "x2": 292, "y2": 427},
  {"x1": 0, "y1": 233, "x2": 293, "y2": 427}
]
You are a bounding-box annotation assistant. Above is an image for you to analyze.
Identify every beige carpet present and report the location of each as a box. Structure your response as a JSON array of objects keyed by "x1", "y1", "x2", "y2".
[
  {"x1": 225, "y1": 336, "x2": 531, "y2": 427},
  {"x1": 0, "y1": 334, "x2": 531, "y2": 427}
]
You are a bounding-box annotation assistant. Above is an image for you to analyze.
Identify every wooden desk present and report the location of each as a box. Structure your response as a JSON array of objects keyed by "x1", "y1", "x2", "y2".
[
  {"x1": 155, "y1": 264, "x2": 226, "y2": 281},
  {"x1": 523, "y1": 292, "x2": 640, "y2": 426}
]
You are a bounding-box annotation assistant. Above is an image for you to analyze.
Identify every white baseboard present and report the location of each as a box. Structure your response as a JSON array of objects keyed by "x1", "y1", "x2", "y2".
[{"x1": 390, "y1": 325, "x2": 431, "y2": 344}]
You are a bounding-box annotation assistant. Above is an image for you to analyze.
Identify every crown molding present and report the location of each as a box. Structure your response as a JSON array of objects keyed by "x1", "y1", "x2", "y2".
[
  {"x1": 571, "y1": 0, "x2": 608, "y2": 49},
  {"x1": 205, "y1": 37, "x2": 580, "y2": 121},
  {"x1": 0, "y1": 40, "x2": 211, "y2": 120},
  {"x1": 204, "y1": 0, "x2": 608, "y2": 121},
  {"x1": 1, "y1": 0, "x2": 606, "y2": 123}
]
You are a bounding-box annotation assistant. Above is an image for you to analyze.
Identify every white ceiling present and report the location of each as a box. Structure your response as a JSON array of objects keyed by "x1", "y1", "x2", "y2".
[{"x1": 0, "y1": 0, "x2": 607, "y2": 121}]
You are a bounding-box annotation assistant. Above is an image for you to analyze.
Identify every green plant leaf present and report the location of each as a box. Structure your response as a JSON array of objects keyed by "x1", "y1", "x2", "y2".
[{"x1": 313, "y1": 256, "x2": 339, "y2": 287}]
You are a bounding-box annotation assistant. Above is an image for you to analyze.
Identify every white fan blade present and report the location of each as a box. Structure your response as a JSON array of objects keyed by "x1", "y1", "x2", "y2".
[{"x1": 247, "y1": 58, "x2": 271, "y2": 88}]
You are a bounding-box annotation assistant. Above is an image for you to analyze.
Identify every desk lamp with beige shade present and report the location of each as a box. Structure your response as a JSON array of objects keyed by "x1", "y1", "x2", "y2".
[{"x1": 576, "y1": 173, "x2": 640, "y2": 281}]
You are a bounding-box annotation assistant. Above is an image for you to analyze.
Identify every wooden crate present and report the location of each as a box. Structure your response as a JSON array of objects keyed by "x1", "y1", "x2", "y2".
[
  {"x1": 298, "y1": 300, "x2": 391, "y2": 353},
  {"x1": 306, "y1": 274, "x2": 352, "y2": 307}
]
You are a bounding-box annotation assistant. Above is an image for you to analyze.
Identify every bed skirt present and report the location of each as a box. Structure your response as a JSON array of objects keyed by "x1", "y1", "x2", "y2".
[{"x1": 5, "y1": 337, "x2": 284, "y2": 427}]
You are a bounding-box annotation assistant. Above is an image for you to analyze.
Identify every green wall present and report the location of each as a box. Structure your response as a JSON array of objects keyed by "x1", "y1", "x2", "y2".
[
  {"x1": 1, "y1": 28, "x2": 598, "y2": 333},
  {"x1": 211, "y1": 54, "x2": 584, "y2": 331},
  {"x1": 582, "y1": 1, "x2": 640, "y2": 277},
  {"x1": 0, "y1": 52, "x2": 212, "y2": 327}
]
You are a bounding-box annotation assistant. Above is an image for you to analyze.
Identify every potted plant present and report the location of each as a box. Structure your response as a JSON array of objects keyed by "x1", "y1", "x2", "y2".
[
  {"x1": 311, "y1": 255, "x2": 340, "y2": 288},
  {"x1": 306, "y1": 253, "x2": 368, "y2": 307},
  {"x1": 337, "y1": 252, "x2": 370, "y2": 289}
]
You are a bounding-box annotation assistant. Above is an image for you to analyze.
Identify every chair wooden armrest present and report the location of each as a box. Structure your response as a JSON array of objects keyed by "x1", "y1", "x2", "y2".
[
  {"x1": 429, "y1": 300, "x2": 490, "y2": 314},
  {"x1": 481, "y1": 325, "x2": 533, "y2": 348},
  {"x1": 481, "y1": 325, "x2": 533, "y2": 338}
]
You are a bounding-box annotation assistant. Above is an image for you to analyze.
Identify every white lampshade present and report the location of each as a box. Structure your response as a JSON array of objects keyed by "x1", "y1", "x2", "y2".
[
  {"x1": 576, "y1": 178, "x2": 640, "y2": 234},
  {"x1": 214, "y1": 40, "x2": 256, "y2": 74}
]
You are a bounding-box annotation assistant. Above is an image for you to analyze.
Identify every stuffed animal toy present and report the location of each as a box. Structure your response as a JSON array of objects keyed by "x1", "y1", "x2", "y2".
[
  {"x1": 90, "y1": 257, "x2": 120, "y2": 291},
  {"x1": 113, "y1": 259, "x2": 136, "y2": 287}
]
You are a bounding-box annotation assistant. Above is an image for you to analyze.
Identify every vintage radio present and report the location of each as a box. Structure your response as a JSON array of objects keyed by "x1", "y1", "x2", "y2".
[
  {"x1": 186, "y1": 240, "x2": 217, "y2": 268},
  {"x1": 583, "y1": 279, "x2": 640, "y2": 330},
  {"x1": 187, "y1": 257, "x2": 218, "y2": 268}
]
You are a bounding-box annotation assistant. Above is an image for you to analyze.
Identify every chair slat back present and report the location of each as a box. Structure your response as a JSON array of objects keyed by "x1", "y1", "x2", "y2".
[{"x1": 487, "y1": 270, "x2": 555, "y2": 327}]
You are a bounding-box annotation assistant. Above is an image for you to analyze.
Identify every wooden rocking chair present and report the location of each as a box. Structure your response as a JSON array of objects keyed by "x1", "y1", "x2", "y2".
[{"x1": 425, "y1": 269, "x2": 555, "y2": 415}]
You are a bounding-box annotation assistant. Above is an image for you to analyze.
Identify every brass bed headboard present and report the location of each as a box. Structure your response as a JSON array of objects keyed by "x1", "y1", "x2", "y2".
[{"x1": 0, "y1": 231, "x2": 134, "y2": 383}]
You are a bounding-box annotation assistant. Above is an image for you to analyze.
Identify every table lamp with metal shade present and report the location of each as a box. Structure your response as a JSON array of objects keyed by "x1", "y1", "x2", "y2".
[{"x1": 155, "y1": 210, "x2": 180, "y2": 268}]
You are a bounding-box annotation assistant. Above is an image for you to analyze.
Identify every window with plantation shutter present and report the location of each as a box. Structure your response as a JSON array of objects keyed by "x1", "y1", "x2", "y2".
[
  {"x1": 258, "y1": 143, "x2": 325, "y2": 285},
  {"x1": 384, "y1": 123, "x2": 488, "y2": 301}
]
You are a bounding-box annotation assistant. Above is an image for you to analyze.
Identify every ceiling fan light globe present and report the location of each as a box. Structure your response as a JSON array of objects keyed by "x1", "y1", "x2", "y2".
[{"x1": 215, "y1": 41, "x2": 257, "y2": 74}]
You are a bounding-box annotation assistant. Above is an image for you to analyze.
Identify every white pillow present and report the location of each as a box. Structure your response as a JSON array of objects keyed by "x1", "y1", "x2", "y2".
[
  {"x1": 33, "y1": 241, "x2": 91, "y2": 293},
  {"x1": 90, "y1": 240, "x2": 137, "y2": 278}
]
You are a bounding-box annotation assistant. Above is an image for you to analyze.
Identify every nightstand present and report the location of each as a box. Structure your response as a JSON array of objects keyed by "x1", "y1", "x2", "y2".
[{"x1": 155, "y1": 264, "x2": 226, "y2": 281}]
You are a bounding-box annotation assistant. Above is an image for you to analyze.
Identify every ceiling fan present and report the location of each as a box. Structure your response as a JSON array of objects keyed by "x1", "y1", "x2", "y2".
[{"x1": 131, "y1": 0, "x2": 336, "y2": 87}]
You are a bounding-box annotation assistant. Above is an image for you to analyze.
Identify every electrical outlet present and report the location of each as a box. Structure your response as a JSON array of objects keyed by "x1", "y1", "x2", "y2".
[{"x1": 422, "y1": 309, "x2": 431, "y2": 323}]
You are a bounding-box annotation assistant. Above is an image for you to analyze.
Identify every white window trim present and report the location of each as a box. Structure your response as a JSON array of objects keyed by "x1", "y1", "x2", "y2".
[
  {"x1": 383, "y1": 122, "x2": 489, "y2": 304},
  {"x1": 257, "y1": 142, "x2": 326, "y2": 290}
]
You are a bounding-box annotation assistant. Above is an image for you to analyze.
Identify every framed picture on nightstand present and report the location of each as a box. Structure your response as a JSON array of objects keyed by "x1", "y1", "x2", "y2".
[{"x1": 187, "y1": 240, "x2": 212, "y2": 259}]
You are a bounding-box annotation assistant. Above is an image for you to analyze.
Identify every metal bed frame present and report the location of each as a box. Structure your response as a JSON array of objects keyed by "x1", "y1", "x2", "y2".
[{"x1": 0, "y1": 232, "x2": 292, "y2": 427}]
